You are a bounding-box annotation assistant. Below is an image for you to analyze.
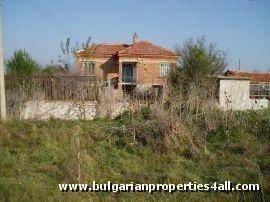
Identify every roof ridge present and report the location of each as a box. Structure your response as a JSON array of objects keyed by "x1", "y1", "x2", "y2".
[
  {"x1": 117, "y1": 41, "x2": 143, "y2": 54},
  {"x1": 96, "y1": 43, "x2": 130, "y2": 46}
]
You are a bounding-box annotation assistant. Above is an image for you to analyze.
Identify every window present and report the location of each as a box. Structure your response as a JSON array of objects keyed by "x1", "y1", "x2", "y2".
[
  {"x1": 122, "y1": 63, "x2": 136, "y2": 83},
  {"x1": 160, "y1": 63, "x2": 170, "y2": 77},
  {"x1": 83, "y1": 62, "x2": 95, "y2": 75}
]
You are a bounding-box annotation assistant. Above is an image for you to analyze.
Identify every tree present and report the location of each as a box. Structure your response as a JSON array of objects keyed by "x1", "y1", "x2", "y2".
[
  {"x1": 6, "y1": 50, "x2": 40, "y2": 75},
  {"x1": 170, "y1": 37, "x2": 227, "y2": 97},
  {"x1": 41, "y1": 64, "x2": 68, "y2": 75},
  {"x1": 59, "y1": 36, "x2": 92, "y2": 69}
]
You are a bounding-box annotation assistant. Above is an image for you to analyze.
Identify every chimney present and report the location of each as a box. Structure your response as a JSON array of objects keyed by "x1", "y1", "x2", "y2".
[{"x1": 133, "y1": 33, "x2": 139, "y2": 43}]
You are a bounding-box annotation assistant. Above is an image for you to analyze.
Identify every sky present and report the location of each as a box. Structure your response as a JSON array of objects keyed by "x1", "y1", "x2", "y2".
[{"x1": 3, "y1": 0, "x2": 270, "y2": 71}]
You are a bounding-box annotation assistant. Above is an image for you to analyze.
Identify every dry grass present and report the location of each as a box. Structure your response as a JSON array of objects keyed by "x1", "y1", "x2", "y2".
[
  {"x1": 0, "y1": 108, "x2": 269, "y2": 201},
  {"x1": 96, "y1": 87, "x2": 128, "y2": 118},
  {"x1": 1, "y1": 72, "x2": 270, "y2": 201}
]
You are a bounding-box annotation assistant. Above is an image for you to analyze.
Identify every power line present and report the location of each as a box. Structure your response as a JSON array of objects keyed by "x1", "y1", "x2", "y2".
[
  {"x1": 30, "y1": 0, "x2": 69, "y2": 35},
  {"x1": 25, "y1": 0, "x2": 76, "y2": 39}
]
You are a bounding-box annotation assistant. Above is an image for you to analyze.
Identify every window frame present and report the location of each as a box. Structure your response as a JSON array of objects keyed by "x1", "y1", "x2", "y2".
[
  {"x1": 160, "y1": 62, "x2": 171, "y2": 77},
  {"x1": 83, "y1": 61, "x2": 96, "y2": 75}
]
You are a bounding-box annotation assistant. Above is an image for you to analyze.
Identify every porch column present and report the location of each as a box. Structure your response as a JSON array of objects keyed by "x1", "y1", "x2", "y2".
[{"x1": 118, "y1": 61, "x2": 122, "y2": 89}]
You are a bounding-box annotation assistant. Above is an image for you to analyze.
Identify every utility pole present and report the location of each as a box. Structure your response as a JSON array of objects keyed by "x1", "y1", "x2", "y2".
[
  {"x1": 0, "y1": 0, "x2": 6, "y2": 120},
  {"x1": 238, "y1": 58, "x2": 241, "y2": 71}
]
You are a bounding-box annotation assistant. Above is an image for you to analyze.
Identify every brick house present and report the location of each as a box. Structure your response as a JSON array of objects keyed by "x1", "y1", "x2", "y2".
[{"x1": 76, "y1": 34, "x2": 179, "y2": 91}]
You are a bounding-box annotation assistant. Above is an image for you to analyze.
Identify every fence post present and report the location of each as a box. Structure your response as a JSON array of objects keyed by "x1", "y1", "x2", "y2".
[{"x1": 51, "y1": 77, "x2": 56, "y2": 100}]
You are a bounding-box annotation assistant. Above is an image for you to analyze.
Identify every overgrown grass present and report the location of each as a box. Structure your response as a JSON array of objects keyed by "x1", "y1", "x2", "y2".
[{"x1": 0, "y1": 108, "x2": 269, "y2": 201}]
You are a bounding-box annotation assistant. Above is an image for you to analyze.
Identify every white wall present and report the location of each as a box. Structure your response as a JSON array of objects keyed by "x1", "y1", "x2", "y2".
[
  {"x1": 22, "y1": 101, "x2": 97, "y2": 120},
  {"x1": 249, "y1": 99, "x2": 269, "y2": 110},
  {"x1": 21, "y1": 100, "x2": 129, "y2": 120},
  {"x1": 219, "y1": 79, "x2": 269, "y2": 110}
]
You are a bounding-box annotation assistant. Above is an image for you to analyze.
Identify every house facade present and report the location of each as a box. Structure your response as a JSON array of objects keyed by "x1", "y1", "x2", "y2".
[{"x1": 76, "y1": 34, "x2": 179, "y2": 91}]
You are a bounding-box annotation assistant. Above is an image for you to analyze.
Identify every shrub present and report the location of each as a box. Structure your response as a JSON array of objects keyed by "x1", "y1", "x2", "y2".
[{"x1": 6, "y1": 50, "x2": 40, "y2": 75}]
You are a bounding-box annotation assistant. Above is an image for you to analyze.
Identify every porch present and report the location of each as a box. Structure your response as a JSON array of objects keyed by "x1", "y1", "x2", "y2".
[{"x1": 119, "y1": 62, "x2": 137, "y2": 85}]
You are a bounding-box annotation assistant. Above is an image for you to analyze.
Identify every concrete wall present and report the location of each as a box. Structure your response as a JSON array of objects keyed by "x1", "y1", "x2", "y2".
[
  {"x1": 249, "y1": 99, "x2": 269, "y2": 110},
  {"x1": 219, "y1": 78, "x2": 269, "y2": 110}
]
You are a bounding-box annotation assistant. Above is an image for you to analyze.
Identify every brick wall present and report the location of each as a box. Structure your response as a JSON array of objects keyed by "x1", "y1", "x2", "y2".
[
  {"x1": 101, "y1": 58, "x2": 119, "y2": 80},
  {"x1": 137, "y1": 61, "x2": 167, "y2": 85},
  {"x1": 77, "y1": 56, "x2": 178, "y2": 86},
  {"x1": 76, "y1": 57, "x2": 118, "y2": 81},
  {"x1": 119, "y1": 57, "x2": 178, "y2": 85}
]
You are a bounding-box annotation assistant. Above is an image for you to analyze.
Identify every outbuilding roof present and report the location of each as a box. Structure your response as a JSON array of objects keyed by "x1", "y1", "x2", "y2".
[{"x1": 225, "y1": 70, "x2": 270, "y2": 82}]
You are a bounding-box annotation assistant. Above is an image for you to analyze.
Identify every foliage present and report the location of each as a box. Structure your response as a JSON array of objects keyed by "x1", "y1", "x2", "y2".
[
  {"x1": 41, "y1": 64, "x2": 68, "y2": 75},
  {"x1": 177, "y1": 36, "x2": 227, "y2": 81},
  {"x1": 60, "y1": 36, "x2": 91, "y2": 56},
  {"x1": 170, "y1": 37, "x2": 227, "y2": 98},
  {"x1": 59, "y1": 36, "x2": 92, "y2": 69},
  {"x1": 5, "y1": 50, "x2": 40, "y2": 75}
]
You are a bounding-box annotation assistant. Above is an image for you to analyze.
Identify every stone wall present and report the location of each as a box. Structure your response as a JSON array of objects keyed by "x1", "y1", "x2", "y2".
[{"x1": 21, "y1": 100, "x2": 129, "y2": 120}]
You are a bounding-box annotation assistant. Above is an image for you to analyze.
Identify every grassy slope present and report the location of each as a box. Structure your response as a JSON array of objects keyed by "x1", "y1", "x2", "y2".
[{"x1": 0, "y1": 110, "x2": 269, "y2": 201}]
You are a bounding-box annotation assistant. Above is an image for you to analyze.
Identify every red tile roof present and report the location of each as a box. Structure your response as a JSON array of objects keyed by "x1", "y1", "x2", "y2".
[
  {"x1": 77, "y1": 41, "x2": 178, "y2": 58},
  {"x1": 77, "y1": 43, "x2": 129, "y2": 56},
  {"x1": 118, "y1": 41, "x2": 178, "y2": 57},
  {"x1": 225, "y1": 70, "x2": 270, "y2": 82}
]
